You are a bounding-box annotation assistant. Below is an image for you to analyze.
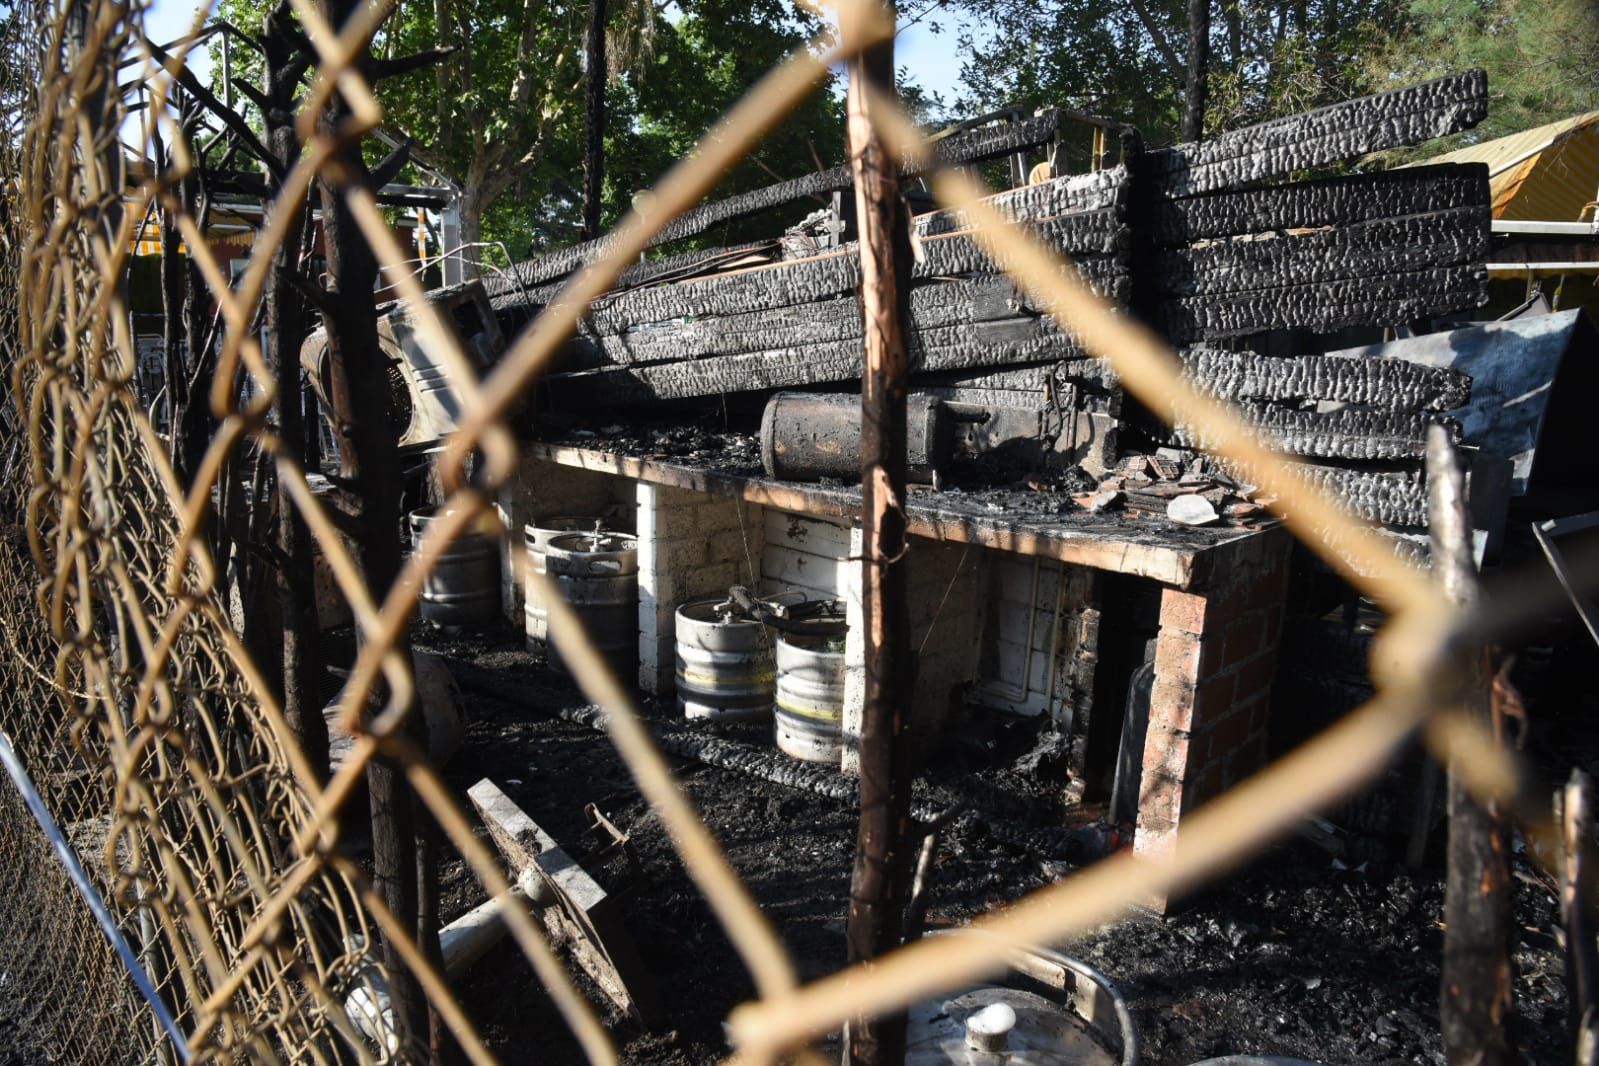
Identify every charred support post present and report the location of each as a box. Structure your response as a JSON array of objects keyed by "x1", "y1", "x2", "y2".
[
  {"x1": 844, "y1": 13, "x2": 916, "y2": 1064},
  {"x1": 1430, "y1": 425, "x2": 1513, "y2": 1066},
  {"x1": 314, "y1": 0, "x2": 440, "y2": 1053},
  {"x1": 261, "y1": 0, "x2": 327, "y2": 783}
]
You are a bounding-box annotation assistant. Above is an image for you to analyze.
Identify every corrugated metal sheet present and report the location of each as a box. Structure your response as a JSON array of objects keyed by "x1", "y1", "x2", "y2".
[{"x1": 1420, "y1": 110, "x2": 1599, "y2": 220}]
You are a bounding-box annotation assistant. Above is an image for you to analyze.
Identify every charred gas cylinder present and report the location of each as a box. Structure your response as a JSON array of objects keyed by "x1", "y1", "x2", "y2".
[{"x1": 760, "y1": 391, "x2": 951, "y2": 485}]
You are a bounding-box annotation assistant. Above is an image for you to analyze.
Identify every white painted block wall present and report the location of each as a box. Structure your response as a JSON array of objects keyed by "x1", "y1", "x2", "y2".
[
  {"x1": 499, "y1": 450, "x2": 636, "y2": 625},
  {"x1": 636, "y1": 483, "x2": 764, "y2": 694}
]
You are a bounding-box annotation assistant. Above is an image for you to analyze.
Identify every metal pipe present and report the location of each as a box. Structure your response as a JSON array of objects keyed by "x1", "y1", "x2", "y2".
[{"x1": 0, "y1": 731, "x2": 190, "y2": 1061}]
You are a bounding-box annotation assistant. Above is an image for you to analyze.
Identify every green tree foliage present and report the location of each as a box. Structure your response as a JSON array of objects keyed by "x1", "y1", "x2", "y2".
[
  {"x1": 538, "y1": 0, "x2": 847, "y2": 251},
  {"x1": 1365, "y1": 0, "x2": 1599, "y2": 153},
  {"x1": 943, "y1": 0, "x2": 1401, "y2": 149}
]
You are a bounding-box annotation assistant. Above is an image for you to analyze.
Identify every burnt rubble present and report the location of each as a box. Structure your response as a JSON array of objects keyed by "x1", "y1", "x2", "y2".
[{"x1": 475, "y1": 70, "x2": 1502, "y2": 556}]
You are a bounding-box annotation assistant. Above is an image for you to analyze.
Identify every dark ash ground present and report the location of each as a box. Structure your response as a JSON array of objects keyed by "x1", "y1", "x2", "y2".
[{"x1": 395, "y1": 622, "x2": 1575, "y2": 1066}]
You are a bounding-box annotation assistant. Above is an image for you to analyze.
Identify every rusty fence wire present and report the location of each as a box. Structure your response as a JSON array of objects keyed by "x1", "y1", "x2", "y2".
[{"x1": 0, "y1": 0, "x2": 1559, "y2": 1062}]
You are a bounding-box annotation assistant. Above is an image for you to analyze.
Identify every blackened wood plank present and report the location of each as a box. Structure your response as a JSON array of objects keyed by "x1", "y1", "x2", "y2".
[
  {"x1": 1154, "y1": 206, "x2": 1490, "y2": 298},
  {"x1": 1177, "y1": 349, "x2": 1471, "y2": 410},
  {"x1": 1146, "y1": 70, "x2": 1487, "y2": 197},
  {"x1": 1156, "y1": 264, "x2": 1489, "y2": 341},
  {"x1": 1150, "y1": 164, "x2": 1489, "y2": 246},
  {"x1": 544, "y1": 320, "x2": 1092, "y2": 403},
  {"x1": 564, "y1": 275, "x2": 1028, "y2": 368},
  {"x1": 498, "y1": 112, "x2": 1068, "y2": 288},
  {"x1": 574, "y1": 217, "x2": 1127, "y2": 334},
  {"x1": 1170, "y1": 402, "x2": 1459, "y2": 460}
]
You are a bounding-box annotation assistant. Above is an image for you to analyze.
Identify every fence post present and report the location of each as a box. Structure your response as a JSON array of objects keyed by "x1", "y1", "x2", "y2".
[{"x1": 844, "y1": 6, "x2": 916, "y2": 1063}]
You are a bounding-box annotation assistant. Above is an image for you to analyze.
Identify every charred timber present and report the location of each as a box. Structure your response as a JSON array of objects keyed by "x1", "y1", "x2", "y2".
[
  {"x1": 1157, "y1": 264, "x2": 1489, "y2": 341},
  {"x1": 1219, "y1": 459, "x2": 1431, "y2": 527},
  {"x1": 1150, "y1": 164, "x2": 1490, "y2": 246},
  {"x1": 916, "y1": 167, "x2": 1128, "y2": 236},
  {"x1": 561, "y1": 276, "x2": 1030, "y2": 368},
  {"x1": 497, "y1": 112, "x2": 1066, "y2": 289},
  {"x1": 505, "y1": 211, "x2": 1127, "y2": 334},
  {"x1": 1171, "y1": 403, "x2": 1459, "y2": 461},
  {"x1": 1154, "y1": 206, "x2": 1490, "y2": 298},
  {"x1": 542, "y1": 320, "x2": 1095, "y2": 404},
  {"x1": 1178, "y1": 349, "x2": 1470, "y2": 410},
  {"x1": 1145, "y1": 70, "x2": 1487, "y2": 198}
]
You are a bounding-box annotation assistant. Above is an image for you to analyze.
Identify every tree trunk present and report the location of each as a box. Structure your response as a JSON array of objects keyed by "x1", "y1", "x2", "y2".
[
  {"x1": 581, "y1": 0, "x2": 607, "y2": 240},
  {"x1": 1182, "y1": 0, "x2": 1211, "y2": 142},
  {"x1": 844, "y1": 19, "x2": 916, "y2": 1066}
]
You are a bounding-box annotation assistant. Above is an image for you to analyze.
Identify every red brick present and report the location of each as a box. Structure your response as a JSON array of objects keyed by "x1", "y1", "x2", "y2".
[
  {"x1": 1154, "y1": 630, "x2": 1205, "y2": 684},
  {"x1": 1150, "y1": 676, "x2": 1204, "y2": 731},
  {"x1": 1235, "y1": 653, "x2": 1279, "y2": 702},
  {"x1": 1183, "y1": 762, "x2": 1225, "y2": 810},
  {"x1": 1139, "y1": 723, "x2": 1192, "y2": 780},
  {"x1": 1195, "y1": 672, "x2": 1237, "y2": 722},
  {"x1": 1222, "y1": 612, "x2": 1266, "y2": 668},
  {"x1": 1229, "y1": 730, "x2": 1271, "y2": 779},
  {"x1": 1200, "y1": 703, "x2": 1257, "y2": 757},
  {"x1": 1159, "y1": 589, "x2": 1210, "y2": 635},
  {"x1": 1247, "y1": 563, "x2": 1288, "y2": 610}
]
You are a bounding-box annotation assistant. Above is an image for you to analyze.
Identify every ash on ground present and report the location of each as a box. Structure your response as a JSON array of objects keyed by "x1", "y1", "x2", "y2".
[{"x1": 371, "y1": 621, "x2": 1576, "y2": 1066}]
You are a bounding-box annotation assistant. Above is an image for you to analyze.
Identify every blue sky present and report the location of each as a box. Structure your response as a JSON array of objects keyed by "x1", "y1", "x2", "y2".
[{"x1": 896, "y1": 14, "x2": 974, "y2": 105}]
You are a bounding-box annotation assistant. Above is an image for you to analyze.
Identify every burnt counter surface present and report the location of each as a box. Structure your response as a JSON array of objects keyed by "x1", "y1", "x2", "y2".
[{"x1": 527, "y1": 431, "x2": 1282, "y2": 590}]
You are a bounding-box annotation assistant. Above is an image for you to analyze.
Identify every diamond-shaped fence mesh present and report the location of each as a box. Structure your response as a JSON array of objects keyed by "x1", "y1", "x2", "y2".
[{"x1": 0, "y1": 0, "x2": 1537, "y2": 1062}]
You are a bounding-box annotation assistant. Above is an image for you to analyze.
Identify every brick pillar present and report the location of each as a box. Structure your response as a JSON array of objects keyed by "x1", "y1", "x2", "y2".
[{"x1": 1134, "y1": 530, "x2": 1290, "y2": 892}]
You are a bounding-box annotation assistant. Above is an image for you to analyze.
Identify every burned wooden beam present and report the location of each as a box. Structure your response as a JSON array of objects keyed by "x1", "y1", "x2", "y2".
[
  {"x1": 1431, "y1": 427, "x2": 1515, "y2": 1065},
  {"x1": 1157, "y1": 264, "x2": 1489, "y2": 341},
  {"x1": 496, "y1": 112, "x2": 1067, "y2": 289},
  {"x1": 1154, "y1": 206, "x2": 1490, "y2": 298},
  {"x1": 467, "y1": 779, "x2": 664, "y2": 1026},
  {"x1": 543, "y1": 319, "x2": 1092, "y2": 404},
  {"x1": 916, "y1": 166, "x2": 1128, "y2": 236},
  {"x1": 562, "y1": 275, "x2": 1032, "y2": 369},
  {"x1": 1279, "y1": 463, "x2": 1430, "y2": 527},
  {"x1": 507, "y1": 212, "x2": 1127, "y2": 334},
  {"x1": 1177, "y1": 349, "x2": 1471, "y2": 410},
  {"x1": 1150, "y1": 164, "x2": 1490, "y2": 246},
  {"x1": 1170, "y1": 403, "x2": 1459, "y2": 461},
  {"x1": 1145, "y1": 70, "x2": 1487, "y2": 197}
]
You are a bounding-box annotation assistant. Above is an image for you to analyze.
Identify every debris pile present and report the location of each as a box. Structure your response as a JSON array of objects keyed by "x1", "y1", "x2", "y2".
[{"x1": 1077, "y1": 451, "x2": 1280, "y2": 529}]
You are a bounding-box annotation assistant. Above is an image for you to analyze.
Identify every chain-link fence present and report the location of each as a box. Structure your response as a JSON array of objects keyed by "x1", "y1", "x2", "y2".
[{"x1": 0, "y1": 0, "x2": 1552, "y2": 1062}]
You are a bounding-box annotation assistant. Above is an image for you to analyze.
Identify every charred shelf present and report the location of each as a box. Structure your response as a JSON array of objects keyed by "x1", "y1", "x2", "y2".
[{"x1": 526, "y1": 441, "x2": 1282, "y2": 589}]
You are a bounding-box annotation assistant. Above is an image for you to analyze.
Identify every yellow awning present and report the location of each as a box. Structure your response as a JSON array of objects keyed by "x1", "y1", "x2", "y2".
[{"x1": 1421, "y1": 109, "x2": 1599, "y2": 221}]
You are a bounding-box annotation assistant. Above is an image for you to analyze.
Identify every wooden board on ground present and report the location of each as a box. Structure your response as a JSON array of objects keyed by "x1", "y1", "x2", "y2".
[{"x1": 468, "y1": 778, "x2": 665, "y2": 1026}]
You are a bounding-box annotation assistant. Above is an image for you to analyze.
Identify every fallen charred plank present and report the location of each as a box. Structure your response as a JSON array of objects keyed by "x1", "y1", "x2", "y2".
[
  {"x1": 543, "y1": 319, "x2": 1095, "y2": 403},
  {"x1": 916, "y1": 166, "x2": 1129, "y2": 236},
  {"x1": 1150, "y1": 164, "x2": 1490, "y2": 246},
  {"x1": 1170, "y1": 403, "x2": 1459, "y2": 461},
  {"x1": 494, "y1": 112, "x2": 1067, "y2": 289},
  {"x1": 563, "y1": 275, "x2": 1029, "y2": 369},
  {"x1": 1177, "y1": 349, "x2": 1471, "y2": 410},
  {"x1": 517, "y1": 212, "x2": 1127, "y2": 334},
  {"x1": 1218, "y1": 459, "x2": 1430, "y2": 527},
  {"x1": 1157, "y1": 264, "x2": 1489, "y2": 341},
  {"x1": 1145, "y1": 70, "x2": 1487, "y2": 198},
  {"x1": 1154, "y1": 206, "x2": 1490, "y2": 298}
]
